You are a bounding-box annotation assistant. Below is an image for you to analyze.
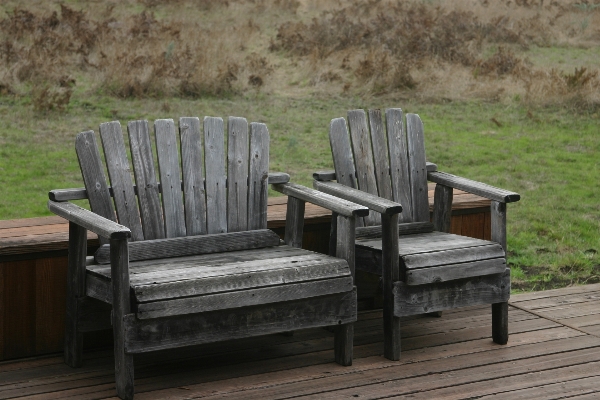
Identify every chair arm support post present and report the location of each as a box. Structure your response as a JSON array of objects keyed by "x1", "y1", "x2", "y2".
[
  {"x1": 336, "y1": 214, "x2": 356, "y2": 280},
  {"x1": 381, "y1": 213, "x2": 401, "y2": 360},
  {"x1": 491, "y1": 201, "x2": 507, "y2": 251},
  {"x1": 284, "y1": 196, "x2": 305, "y2": 249},
  {"x1": 110, "y1": 237, "x2": 134, "y2": 398},
  {"x1": 432, "y1": 184, "x2": 453, "y2": 233},
  {"x1": 64, "y1": 221, "x2": 88, "y2": 367}
]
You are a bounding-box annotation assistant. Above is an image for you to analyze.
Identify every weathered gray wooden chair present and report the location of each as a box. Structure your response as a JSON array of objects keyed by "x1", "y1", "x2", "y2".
[
  {"x1": 48, "y1": 116, "x2": 368, "y2": 399},
  {"x1": 314, "y1": 108, "x2": 520, "y2": 360}
]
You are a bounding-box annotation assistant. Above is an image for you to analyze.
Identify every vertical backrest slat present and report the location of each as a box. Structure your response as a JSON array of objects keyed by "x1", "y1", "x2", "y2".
[
  {"x1": 329, "y1": 117, "x2": 363, "y2": 228},
  {"x1": 127, "y1": 120, "x2": 165, "y2": 240},
  {"x1": 385, "y1": 108, "x2": 413, "y2": 223},
  {"x1": 75, "y1": 130, "x2": 115, "y2": 246},
  {"x1": 227, "y1": 117, "x2": 250, "y2": 233},
  {"x1": 248, "y1": 122, "x2": 270, "y2": 230},
  {"x1": 406, "y1": 113, "x2": 429, "y2": 222},
  {"x1": 98, "y1": 121, "x2": 144, "y2": 241},
  {"x1": 368, "y1": 109, "x2": 393, "y2": 201},
  {"x1": 204, "y1": 117, "x2": 227, "y2": 234},
  {"x1": 179, "y1": 117, "x2": 207, "y2": 236},
  {"x1": 347, "y1": 109, "x2": 380, "y2": 226},
  {"x1": 154, "y1": 119, "x2": 186, "y2": 238}
]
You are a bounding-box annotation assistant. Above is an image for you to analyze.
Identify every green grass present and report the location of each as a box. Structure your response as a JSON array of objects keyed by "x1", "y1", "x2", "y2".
[{"x1": 0, "y1": 93, "x2": 598, "y2": 292}]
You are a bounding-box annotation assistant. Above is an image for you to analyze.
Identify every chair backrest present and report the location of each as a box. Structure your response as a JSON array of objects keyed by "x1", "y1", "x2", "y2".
[
  {"x1": 329, "y1": 109, "x2": 429, "y2": 227},
  {"x1": 76, "y1": 117, "x2": 270, "y2": 243}
]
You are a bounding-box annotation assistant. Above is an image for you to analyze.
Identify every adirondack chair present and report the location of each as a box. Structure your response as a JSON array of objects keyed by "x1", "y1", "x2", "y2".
[
  {"x1": 48, "y1": 116, "x2": 368, "y2": 399},
  {"x1": 313, "y1": 108, "x2": 520, "y2": 361}
]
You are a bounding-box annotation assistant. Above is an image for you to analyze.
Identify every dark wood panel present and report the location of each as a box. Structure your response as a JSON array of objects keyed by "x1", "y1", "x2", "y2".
[
  {"x1": 2, "y1": 259, "x2": 36, "y2": 359},
  {"x1": 35, "y1": 256, "x2": 67, "y2": 355}
]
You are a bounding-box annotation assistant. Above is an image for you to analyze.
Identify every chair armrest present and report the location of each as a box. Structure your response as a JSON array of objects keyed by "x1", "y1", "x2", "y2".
[
  {"x1": 427, "y1": 171, "x2": 520, "y2": 203},
  {"x1": 48, "y1": 200, "x2": 131, "y2": 240},
  {"x1": 426, "y1": 162, "x2": 438, "y2": 172},
  {"x1": 313, "y1": 180, "x2": 402, "y2": 215},
  {"x1": 271, "y1": 183, "x2": 369, "y2": 218},
  {"x1": 268, "y1": 172, "x2": 290, "y2": 184},
  {"x1": 313, "y1": 170, "x2": 337, "y2": 181}
]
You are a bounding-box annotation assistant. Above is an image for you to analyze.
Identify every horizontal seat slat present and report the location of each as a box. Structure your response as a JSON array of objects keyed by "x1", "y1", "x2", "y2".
[
  {"x1": 86, "y1": 246, "x2": 351, "y2": 305},
  {"x1": 357, "y1": 231, "x2": 498, "y2": 256},
  {"x1": 136, "y1": 276, "x2": 354, "y2": 319},
  {"x1": 88, "y1": 246, "x2": 309, "y2": 277},
  {"x1": 402, "y1": 243, "x2": 505, "y2": 270},
  {"x1": 405, "y1": 258, "x2": 506, "y2": 285},
  {"x1": 124, "y1": 289, "x2": 357, "y2": 354},
  {"x1": 133, "y1": 257, "x2": 349, "y2": 302},
  {"x1": 94, "y1": 229, "x2": 281, "y2": 264},
  {"x1": 394, "y1": 268, "x2": 510, "y2": 316}
]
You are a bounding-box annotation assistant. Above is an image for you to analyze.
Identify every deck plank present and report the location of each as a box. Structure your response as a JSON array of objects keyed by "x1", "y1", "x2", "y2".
[{"x1": 0, "y1": 285, "x2": 599, "y2": 399}]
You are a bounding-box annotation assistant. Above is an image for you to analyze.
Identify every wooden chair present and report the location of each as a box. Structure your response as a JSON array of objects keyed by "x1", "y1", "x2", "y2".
[
  {"x1": 313, "y1": 108, "x2": 520, "y2": 360},
  {"x1": 48, "y1": 116, "x2": 368, "y2": 399}
]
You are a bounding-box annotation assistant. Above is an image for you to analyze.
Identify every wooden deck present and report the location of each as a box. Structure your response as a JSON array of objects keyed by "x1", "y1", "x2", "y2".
[{"x1": 1, "y1": 283, "x2": 598, "y2": 399}]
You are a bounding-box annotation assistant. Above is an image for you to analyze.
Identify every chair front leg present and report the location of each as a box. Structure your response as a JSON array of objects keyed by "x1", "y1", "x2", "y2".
[
  {"x1": 111, "y1": 238, "x2": 134, "y2": 400},
  {"x1": 64, "y1": 222, "x2": 87, "y2": 368},
  {"x1": 381, "y1": 213, "x2": 401, "y2": 360},
  {"x1": 334, "y1": 214, "x2": 355, "y2": 366},
  {"x1": 491, "y1": 200, "x2": 509, "y2": 344}
]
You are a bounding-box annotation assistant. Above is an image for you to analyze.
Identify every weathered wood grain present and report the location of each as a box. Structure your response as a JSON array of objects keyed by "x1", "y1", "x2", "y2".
[
  {"x1": 155, "y1": 119, "x2": 186, "y2": 238},
  {"x1": 406, "y1": 258, "x2": 506, "y2": 285},
  {"x1": 401, "y1": 243, "x2": 505, "y2": 269},
  {"x1": 124, "y1": 290, "x2": 357, "y2": 353},
  {"x1": 432, "y1": 184, "x2": 453, "y2": 233},
  {"x1": 385, "y1": 108, "x2": 413, "y2": 223},
  {"x1": 273, "y1": 183, "x2": 369, "y2": 218},
  {"x1": 406, "y1": 113, "x2": 429, "y2": 222},
  {"x1": 99, "y1": 121, "x2": 144, "y2": 242},
  {"x1": 491, "y1": 200, "x2": 507, "y2": 251},
  {"x1": 381, "y1": 213, "x2": 401, "y2": 360},
  {"x1": 110, "y1": 238, "x2": 134, "y2": 399},
  {"x1": 355, "y1": 222, "x2": 434, "y2": 239},
  {"x1": 428, "y1": 171, "x2": 521, "y2": 203},
  {"x1": 313, "y1": 180, "x2": 402, "y2": 215},
  {"x1": 248, "y1": 123, "x2": 269, "y2": 230},
  {"x1": 47, "y1": 201, "x2": 130, "y2": 240},
  {"x1": 267, "y1": 172, "x2": 289, "y2": 184},
  {"x1": 329, "y1": 117, "x2": 363, "y2": 227},
  {"x1": 136, "y1": 276, "x2": 353, "y2": 319},
  {"x1": 284, "y1": 196, "x2": 305, "y2": 249},
  {"x1": 312, "y1": 170, "x2": 336, "y2": 182},
  {"x1": 204, "y1": 117, "x2": 227, "y2": 234},
  {"x1": 75, "y1": 130, "x2": 116, "y2": 245},
  {"x1": 93, "y1": 229, "x2": 281, "y2": 264},
  {"x1": 348, "y1": 109, "x2": 380, "y2": 226},
  {"x1": 127, "y1": 120, "x2": 165, "y2": 240},
  {"x1": 64, "y1": 222, "x2": 87, "y2": 367},
  {"x1": 131, "y1": 255, "x2": 351, "y2": 303},
  {"x1": 227, "y1": 117, "x2": 250, "y2": 232},
  {"x1": 368, "y1": 109, "x2": 393, "y2": 201},
  {"x1": 89, "y1": 246, "x2": 310, "y2": 278},
  {"x1": 179, "y1": 117, "x2": 207, "y2": 236},
  {"x1": 393, "y1": 269, "x2": 510, "y2": 316}
]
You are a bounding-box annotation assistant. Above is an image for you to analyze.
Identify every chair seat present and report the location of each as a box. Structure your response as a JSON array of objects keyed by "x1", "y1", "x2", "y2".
[
  {"x1": 86, "y1": 245, "x2": 354, "y2": 319},
  {"x1": 356, "y1": 231, "x2": 506, "y2": 285}
]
